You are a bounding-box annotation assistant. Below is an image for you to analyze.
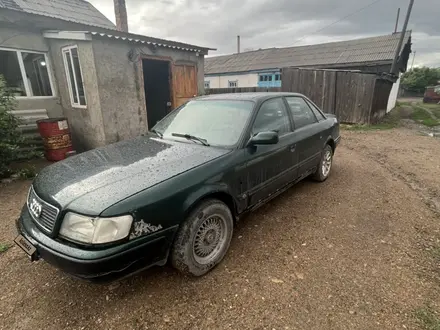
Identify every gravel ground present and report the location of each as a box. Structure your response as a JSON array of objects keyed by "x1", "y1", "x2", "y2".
[{"x1": 1, "y1": 127, "x2": 440, "y2": 330}]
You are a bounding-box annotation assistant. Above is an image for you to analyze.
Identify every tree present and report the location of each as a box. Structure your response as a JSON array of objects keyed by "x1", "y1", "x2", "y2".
[
  {"x1": 400, "y1": 67, "x2": 440, "y2": 93},
  {"x1": 0, "y1": 75, "x2": 21, "y2": 178}
]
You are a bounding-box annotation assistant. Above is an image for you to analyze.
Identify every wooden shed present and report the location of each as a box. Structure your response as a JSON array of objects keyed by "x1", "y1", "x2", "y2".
[{"x1": 281, "y1": 67, "x2": 396, "y2": 124}]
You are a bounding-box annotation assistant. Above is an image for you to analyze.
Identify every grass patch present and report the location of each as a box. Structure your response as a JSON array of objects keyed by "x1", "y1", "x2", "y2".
[
  {"x1": 418, "y1": 103, "x2": 440, "y2": 120},
  {"x1": 415, "y1": 307, "x2": 440, "y2": 330},
  {"x1": 0, "y1": 243, "x2": 10, "y2": 254},
  {"x1": 396, "y1": 101, "x2": 412, "y2": 107},
  {"x1": 343, "y1": 106, "x2": 403, "y2": 131},
  {"x1": 419, "y1": 102, "x2": 440, "y2": 110},
  {"x1": 17, "y1": 166, "x2": 37, "y2": 179},
  {"x1": 341, "y1": 101, "x2": 440, "y2": 130},
  {"x1": 411, "y1": 107, "x2": 440, "y2": 127}
]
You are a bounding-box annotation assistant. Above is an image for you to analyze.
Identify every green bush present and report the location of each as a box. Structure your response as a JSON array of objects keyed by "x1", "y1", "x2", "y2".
[
  {"x1": 0, "y1": 74, "x2": 22, "y2": 179},
  {"x1": 401, "y1": 67, "x2": 440, "y2": 93}
]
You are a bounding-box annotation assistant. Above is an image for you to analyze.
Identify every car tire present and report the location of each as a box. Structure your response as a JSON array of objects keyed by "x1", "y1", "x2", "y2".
[
  {"x1": 312, "y1": 144, "x2": 333, "y2": 182},
  {"x1": 171, "y1": 199, "x2": 234, "y2": 276}
]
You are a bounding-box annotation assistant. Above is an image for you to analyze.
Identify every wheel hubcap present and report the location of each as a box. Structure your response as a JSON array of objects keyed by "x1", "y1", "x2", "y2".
[
  {"x1": 322, "y1": 150, "x2": 332, "y2": 177},
  {"x1": 193, "y1": 215, "x2": 227, "y2": 265}
]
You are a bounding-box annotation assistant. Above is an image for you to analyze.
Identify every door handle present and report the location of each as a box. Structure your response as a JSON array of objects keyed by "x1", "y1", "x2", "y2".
[{"x1": 290, "y1": 144, "x2": 296, "y2": 152}]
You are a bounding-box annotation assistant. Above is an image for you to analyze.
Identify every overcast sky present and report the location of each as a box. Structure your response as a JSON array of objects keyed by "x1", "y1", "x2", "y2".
[{"x1": 89, "y1": 0, "x2": 440, "y2": 67}]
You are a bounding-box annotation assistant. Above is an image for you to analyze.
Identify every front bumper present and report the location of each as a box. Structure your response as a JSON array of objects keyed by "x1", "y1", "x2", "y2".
[{"x1": 16, "y1": 207, "x2": 178, "y2": 282}]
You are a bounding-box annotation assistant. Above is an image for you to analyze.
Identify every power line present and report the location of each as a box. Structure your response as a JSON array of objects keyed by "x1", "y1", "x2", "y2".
[{"x1": 291, "y1": 0, "x2": 385, "y2": 46}]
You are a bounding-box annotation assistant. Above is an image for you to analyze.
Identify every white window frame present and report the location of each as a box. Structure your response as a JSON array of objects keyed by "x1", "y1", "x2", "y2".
[
  {"x1": 62, "y1": 45, "x2": 87, "y2": 108},
  {"x1": 204, "y1": 80, "x2": 210, "y2": 89},
  {"x1": 0, "y1": 46, "x2": 55, "y2": 99},
  {"x1": 228, "y1": 80, "x2": 238, "y2": 88}
]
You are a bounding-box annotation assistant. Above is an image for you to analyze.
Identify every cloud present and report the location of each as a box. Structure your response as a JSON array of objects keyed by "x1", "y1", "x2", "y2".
[{"x1": 89, "y1": 0, "x2": 440, "y2": 67}]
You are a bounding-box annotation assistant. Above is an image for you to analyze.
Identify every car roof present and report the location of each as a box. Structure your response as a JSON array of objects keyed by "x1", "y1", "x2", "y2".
[{"x1": 195, "y1": 92, "x2": 306, "y2": 102}]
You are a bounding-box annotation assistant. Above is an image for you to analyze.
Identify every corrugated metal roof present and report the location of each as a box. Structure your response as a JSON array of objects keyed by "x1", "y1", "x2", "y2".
[
  {"x1": 89, "y1": 31, "x2": 215, "y2": 53},
  {"x1": 0, "y1": 0, "x2": 115, "y2": 29},
  {"x1": 205, "y1": 32, "x2": 411, "y2": 75}
]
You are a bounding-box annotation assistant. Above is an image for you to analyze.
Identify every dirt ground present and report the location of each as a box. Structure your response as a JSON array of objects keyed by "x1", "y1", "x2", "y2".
[{"x1": 1, "y1": 127, "x2": 440, "y2": 330}]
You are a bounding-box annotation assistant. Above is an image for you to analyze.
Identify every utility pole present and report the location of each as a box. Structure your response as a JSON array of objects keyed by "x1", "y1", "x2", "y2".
[
  {"x1": 390, "y1": 0, "x2": 414, "y2": 75},
  {"x1": 411, "y1": 51, "x2": 416, "y2": 70},
  {"x1": 394, "y1": 8, "x2": 400, "y2": 33}
]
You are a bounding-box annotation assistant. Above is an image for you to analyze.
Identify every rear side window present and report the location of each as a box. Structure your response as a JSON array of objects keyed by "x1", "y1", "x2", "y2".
[
  {"x1": 252, "y1": 98, "x2": 291, "y2": 136},
  {"x1": 285, "y1": 97, "x2": 318, "y2": 129},
  {"x1": 307, "y1": 100, "x2": 326, "y2": 121}
]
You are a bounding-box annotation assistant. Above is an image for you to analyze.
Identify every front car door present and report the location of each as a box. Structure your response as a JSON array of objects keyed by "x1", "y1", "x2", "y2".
[
  {"x1": 284, "y1": 96, "x2": 323, "y2": 179},
  {"x1": 242, "y1": 97, "x2": 299, "y2": 207}
]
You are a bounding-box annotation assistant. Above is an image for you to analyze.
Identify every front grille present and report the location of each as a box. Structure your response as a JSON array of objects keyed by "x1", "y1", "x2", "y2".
[{"x1": 27, "y1": 186, "x2": 59, "y2": 233}]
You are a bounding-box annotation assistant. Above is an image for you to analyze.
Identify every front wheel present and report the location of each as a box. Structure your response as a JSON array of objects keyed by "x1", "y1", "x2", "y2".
[
  {"x1": 171, "y1": 199, "x2": 234, "y2": 276},
  {"x1": 312, "y1": 144, "x2": 333, "y2": 182}
]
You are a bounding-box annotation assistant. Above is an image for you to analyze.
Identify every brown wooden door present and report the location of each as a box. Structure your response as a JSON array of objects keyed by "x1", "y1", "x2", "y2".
[{"x1": 172, "y1": 64, "x2": 198, "y2": 108}]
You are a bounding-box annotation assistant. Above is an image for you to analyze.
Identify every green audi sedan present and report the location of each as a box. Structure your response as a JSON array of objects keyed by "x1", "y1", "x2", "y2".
[{"x1": 15, "y1": 93, "x2": 340, "y2": 281}]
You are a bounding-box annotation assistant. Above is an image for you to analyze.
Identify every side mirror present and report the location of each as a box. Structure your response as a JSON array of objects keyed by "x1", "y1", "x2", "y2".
[{"x1": 248, "y1": 131, "x2": 279, "y2": 146}]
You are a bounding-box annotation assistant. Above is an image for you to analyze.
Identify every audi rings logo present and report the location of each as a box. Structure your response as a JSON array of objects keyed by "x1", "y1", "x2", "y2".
[{"x1": 29, "y1": 198, "x2": 42, "y2": 218}]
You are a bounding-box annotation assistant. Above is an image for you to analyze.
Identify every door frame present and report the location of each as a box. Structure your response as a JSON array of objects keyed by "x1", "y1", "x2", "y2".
[{"x1": 138, "y1": 55, "x2": 174, "y2": 129}]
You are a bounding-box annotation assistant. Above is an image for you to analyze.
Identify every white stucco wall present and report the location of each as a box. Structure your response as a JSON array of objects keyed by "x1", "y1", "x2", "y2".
[
  {"x1": 205, "y1": 73, "x2": 258, "y2": 88},
  {"x1": 387, "y1": 76, "x2": 401, "y2": 113}
]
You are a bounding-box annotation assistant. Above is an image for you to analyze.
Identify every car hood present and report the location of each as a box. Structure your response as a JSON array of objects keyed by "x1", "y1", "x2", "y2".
[{"x1": 33, "y1": 135, "x2": 229, "y2": 215}]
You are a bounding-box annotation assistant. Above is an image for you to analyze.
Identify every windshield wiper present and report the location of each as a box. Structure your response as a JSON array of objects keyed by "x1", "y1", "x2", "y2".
[
  {"x1": 171, "y1": 133, "x2": 210, "y2": 146},
  {"x1": 150, "y1": 129, "x2": 163, "y2": 138}
]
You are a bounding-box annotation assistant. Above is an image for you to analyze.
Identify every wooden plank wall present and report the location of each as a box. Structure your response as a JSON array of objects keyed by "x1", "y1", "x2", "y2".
[
  {"x1": 206, "y1": 68, "x2": 393, "y2": 124},
  {"x1": 370, "y1": 79, "x2": 393, "y2": 123},
  {"x1": 282, "y1": 67, "x2": 389, "y2": 124},
  {"x1": 334, "y1": 71, "x2": 376, "y2": 124},
  {"x1": 281, "y1": 68, "x2": 336, "y2": 113}
]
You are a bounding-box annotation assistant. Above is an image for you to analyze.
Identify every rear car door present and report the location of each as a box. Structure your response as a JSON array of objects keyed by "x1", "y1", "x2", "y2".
[
  {"x1": 284, "y1": 96, "x2": 323, "y2": 179},
  {"x1": 243, "y1": 97, "x2": 299, "y2": 207}
]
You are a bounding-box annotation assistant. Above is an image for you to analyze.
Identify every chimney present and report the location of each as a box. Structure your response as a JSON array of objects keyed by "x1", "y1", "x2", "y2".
[
  {"x1": 114, "y1": 0, "x2": 128, "y2": 32},
  {"x1": 237, "y1": 35, "x2": 240, "y2": 54}
]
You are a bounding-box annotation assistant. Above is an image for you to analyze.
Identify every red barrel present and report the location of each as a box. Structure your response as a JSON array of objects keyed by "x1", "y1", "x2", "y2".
[{"x1": 37, "y1": 118, "x2": 73, "y2": 161}]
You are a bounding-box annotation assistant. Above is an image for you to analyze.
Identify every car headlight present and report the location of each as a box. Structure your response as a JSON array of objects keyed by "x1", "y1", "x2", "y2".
[{"x1": 59, "y1": 212, "x2": 133, "y2": 244}]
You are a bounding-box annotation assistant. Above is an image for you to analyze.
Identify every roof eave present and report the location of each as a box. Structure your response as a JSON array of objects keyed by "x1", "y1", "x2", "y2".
[
  {"x1": 43, "y1": 30, "x2": 92, "y2": 41},
  {"x1": 90, "y1": 31, "x2": 212, "y2": 54},
  {"x1": 42, "y1": 30, "x2": 215, "y2": 54}
]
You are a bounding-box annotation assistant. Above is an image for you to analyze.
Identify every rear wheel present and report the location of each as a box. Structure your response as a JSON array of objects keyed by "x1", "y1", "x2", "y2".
[
  {"x1": 171, "y1": 199, "x2": 234, "y2": 276},
  {"x1": 312, "y1": 144, "x2": 333, "y2": 182}
]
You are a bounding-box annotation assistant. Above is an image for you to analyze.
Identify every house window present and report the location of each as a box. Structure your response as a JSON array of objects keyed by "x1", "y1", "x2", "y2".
[
  {"x1": 275, "y1": 74, "x2": 281, "y2": 81},
  {"x1": 204, "y1": 81, "x2": 210, "y2": 89},
  {"x1": 0, "y1": 48, "x2": 54, "y2": 97},
  {"x1": 228, "y1": 80, "x2": 238, "y2": 88},
  {"x1": 62, "y1": 46, "x2": 86, "y2": 107},
  {"x1": 259, "y1": 74, "x2": 275, "y2": 82}
]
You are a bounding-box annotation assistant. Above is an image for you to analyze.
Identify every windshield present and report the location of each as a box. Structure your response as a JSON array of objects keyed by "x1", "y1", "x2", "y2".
[{"x1": 152, "y1": 100, "x2": 254, "y2": 147}]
